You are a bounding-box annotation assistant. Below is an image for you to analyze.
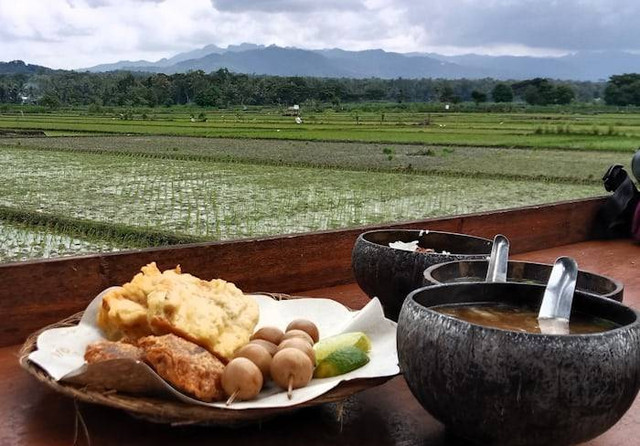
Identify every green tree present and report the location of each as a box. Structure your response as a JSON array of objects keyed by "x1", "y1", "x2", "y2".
[
  {"x1": 471, "y1": 90, "x2": 487, "y2": 105},
  {"x1": 438, "y1": 84, "x2": 455, "y2": 102},
  {"x1": 0, "y1": 67, "x2": 607, "y2": 108},
  {"x1": 554, "y1": 85, "x2": 575, "y2": 105},
  {"x1": 364, "y1": 82, "x2": 386, "y2": 101},
  {"x1": 396, "y1": 88, "x2": 408, "y2": 103},
  {"x1": 113, "y1": 72, "x2": 137, "y2": 105},
  {"x1": 524, "y1": 85, "x2": 544, "y2": 105},
  {"x1": 515, "y1": 78, "x2": 575, "y2": 105},
  {"x1": 145, "y1": 74, "x2": 173, "y2": 106},
  {"x1": 39, "y1": 91, "x2": 60, "y2": 109},
  {"x1": 194, "y1": 85, "x2": 221, "y2": 107},
  {"x1": 604, "y1": 73, "x2": 640, "y2": 106},
  {"x1": 491, "y1": 83, "x2": 513, "y2": 102},
  {"x1": 515, "y1": 78, "x2": 555, "y2": 105}
]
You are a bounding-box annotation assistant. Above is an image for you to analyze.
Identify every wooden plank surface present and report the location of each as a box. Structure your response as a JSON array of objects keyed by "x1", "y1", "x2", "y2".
[
  {"x1": 0, "y1": 197, "x2": 605, "y2": 347},
  {"x1": 511, "y1": 238, "x2": 640, "y2": 303},
  {"x1": 2, "y1": 238, "x2": 639, "y2": 446}
]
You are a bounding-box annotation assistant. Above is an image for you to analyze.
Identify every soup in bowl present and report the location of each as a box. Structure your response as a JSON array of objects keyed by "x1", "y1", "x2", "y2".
[{"x1": 397, "y1": 282, "x2": 640, "y2": 446}]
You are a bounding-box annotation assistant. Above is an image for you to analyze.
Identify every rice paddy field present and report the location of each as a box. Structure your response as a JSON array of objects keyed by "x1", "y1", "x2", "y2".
[
  {"x1": 0, "y1": 106, "x2": 637, "y2": 263},
  {"x1": 2, "y1": 107, "x2": 640, "y2": 150},
  {"x1": 0, "y1": 220, "x2": 129, "y2": 261}
]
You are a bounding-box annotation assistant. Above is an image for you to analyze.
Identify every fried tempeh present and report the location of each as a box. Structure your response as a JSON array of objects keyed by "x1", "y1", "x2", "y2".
[
  {"x1": 84, "y1": 340, "x2": 143, "y2": 363},
  {"x1": 138, "y1": 334, "x2": 226, "y2": 402}
]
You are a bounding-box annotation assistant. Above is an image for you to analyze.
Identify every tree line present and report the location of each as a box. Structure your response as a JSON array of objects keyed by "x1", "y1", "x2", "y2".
[{"x1": 1, "y1": 64, "x2": 637, "y2": 108}]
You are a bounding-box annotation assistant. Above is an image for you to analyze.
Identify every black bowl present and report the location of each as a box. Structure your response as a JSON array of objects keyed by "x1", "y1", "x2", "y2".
[
  {"x1": 397, "y1": 282, "x2": 640, "y2": 446},
  {"x1": 423, "y1": 259, "x2": 624, "y2": 302},
  {"x1": 351, "y1": 229, "x2": 492, "y2": 321}
]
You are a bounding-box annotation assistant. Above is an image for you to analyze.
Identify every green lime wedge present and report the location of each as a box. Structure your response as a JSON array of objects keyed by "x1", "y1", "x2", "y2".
[
  {"x1": 313, "y1": 331, "x2": 371, "y2": 364},
  {"x1": 314, "y1": 346, "x2": 370, "y2": 378}
]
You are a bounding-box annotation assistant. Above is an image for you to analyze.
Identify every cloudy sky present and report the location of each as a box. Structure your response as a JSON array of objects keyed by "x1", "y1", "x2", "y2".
[{"x1": 1, "y1": 0, "x2": 638, "y2": 69}]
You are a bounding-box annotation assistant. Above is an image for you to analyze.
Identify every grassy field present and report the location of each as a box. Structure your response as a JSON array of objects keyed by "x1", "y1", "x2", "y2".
[
  {"x1": 1, "y1": 136, "x2": 631, "y2": 184},
  {"x1": 1, "y1": 107, "x2": 640, "y2": 150},
  {"x1": 0, "y1": 105, "x2": 634, "y2": 263}
]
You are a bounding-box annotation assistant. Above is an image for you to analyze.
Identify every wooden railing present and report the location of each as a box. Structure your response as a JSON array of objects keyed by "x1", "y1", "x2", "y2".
[{"x1": 0, "y1": 197, "x2": 606, "y2": 347}]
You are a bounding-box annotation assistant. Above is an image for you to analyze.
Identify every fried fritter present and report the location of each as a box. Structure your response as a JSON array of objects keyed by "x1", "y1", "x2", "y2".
[
  {"x1": 96, "y1": 262, "x2": 259, "y2": 360},
  {"x1": 84, "y1": 340, "x2": 143, "y2": 363},
  {"x1": 97, "y1": 263, "x2": 177, "y2": 340},
  {"x1": 138, "y1": 334, "x2": 225, "y2": 402},
  {"x1": 146, "y1": 276, "x2": 258, "y2": 360}
]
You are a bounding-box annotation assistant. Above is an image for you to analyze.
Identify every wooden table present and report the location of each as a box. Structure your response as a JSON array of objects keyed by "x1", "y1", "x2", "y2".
[{"x1": 1, "y1": 198, "x2": 639, "y2": 445}]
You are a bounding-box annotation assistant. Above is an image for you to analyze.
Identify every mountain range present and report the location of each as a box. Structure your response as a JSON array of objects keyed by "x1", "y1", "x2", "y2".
[
  {"x1": 8, "y1": 45, "x2": 640, "y2": 81},
  {"x1": 0, "y1": 60, "x2": 54, "y2": 75}
]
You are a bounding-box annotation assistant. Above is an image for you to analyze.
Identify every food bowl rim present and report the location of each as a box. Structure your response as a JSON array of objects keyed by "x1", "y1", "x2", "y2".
[
  {"x1": 403, "y1": 281, "x2": 639, "y2": 338},
  {"x1": 358, "y1": 229, "x2": 493, "y2": 253},
  {"x1": 422, "y1": 259, "x2": 624, "y2": 298}
]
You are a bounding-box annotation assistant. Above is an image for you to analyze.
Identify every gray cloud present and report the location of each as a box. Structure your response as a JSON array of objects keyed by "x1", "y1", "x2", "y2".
[
  {"x1": 0, "y1": 27, "x2": 61, "y2": 43},
  {"x1": 211, "y1": 0, "x2": 364, "y2": 13},
  {"x1": 1, "y1": 0, "x2": 640, "y2": 69},
  {"x1": 69, "y1": 0, "x2": 109, "y2": 7},
  {"x1": 77, "y1": 0, "x2": 165, "y2": 6},
  {"x1": 408, "y1": 0, "x2": 640, "y2": 52},
  {"x1": 57, "y1": 24, "x2": 94, "y2": 37}
]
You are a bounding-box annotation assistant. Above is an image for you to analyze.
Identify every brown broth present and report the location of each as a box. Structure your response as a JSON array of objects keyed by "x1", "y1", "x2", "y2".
[{"x1": 434, "y1": 303, "x2": 620, "y2": 334}]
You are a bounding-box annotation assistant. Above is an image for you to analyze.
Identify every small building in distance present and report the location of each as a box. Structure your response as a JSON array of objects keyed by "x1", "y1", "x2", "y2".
[{"x1": 283, "y1": 104, "x2": 300, "y2": 116}]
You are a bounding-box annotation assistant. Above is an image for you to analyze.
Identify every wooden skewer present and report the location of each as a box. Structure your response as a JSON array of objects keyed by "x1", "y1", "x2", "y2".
[
  {"x1": 287, "y1": 376, "x2": 293, "y2": 400},
  {"x1": 226, "y1": 390, "x2": 239, "y2": 406}
]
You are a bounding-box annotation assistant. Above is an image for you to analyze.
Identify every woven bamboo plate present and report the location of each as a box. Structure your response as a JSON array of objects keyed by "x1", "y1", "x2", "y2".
[{"x1": 18, "y1": 292, "x2": 396, "y2": 426}]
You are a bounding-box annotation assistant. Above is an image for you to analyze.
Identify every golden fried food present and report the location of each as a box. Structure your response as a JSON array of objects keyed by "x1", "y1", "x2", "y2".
[
  {"x1": 146, "y1": 277, "x2": 258, "y2": 360},
  {"x1": 84, "y1": 340, "x2": 143, "y2": 363},
  {"x1": 138, "y1": 334, "x2": 225, "y2": 402},
  {"x1": 96, "y1": 262, "x2": 259, "y2": 361},
  {"x1": 97, "y1": 262, "x2": 175, "y2": 340}
]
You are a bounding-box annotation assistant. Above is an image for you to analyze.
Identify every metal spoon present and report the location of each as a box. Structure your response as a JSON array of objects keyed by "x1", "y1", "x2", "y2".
[
  {"x1": 538, "y1": 257, "x2": 578, "y2": 335},
  {"x1": 485, "y1": 234, "x2": 510, "y2": 283}
]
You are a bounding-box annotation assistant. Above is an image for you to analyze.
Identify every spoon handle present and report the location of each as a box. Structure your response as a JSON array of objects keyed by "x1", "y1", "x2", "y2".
[
  {"x1": 538, "y1": 257, "x2": 578, "y2": 322},
  {"x1": 485, "y1": 234, "x2": 510, "y2": 283}
]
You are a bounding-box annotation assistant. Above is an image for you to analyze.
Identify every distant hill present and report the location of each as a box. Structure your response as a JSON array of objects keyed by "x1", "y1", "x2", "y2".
[
  {"x1": 419, "y1": 53, "x2": 575, "y2": 81},
  {"x1": 83, "y1": 45, "x2": 477, "y2": 79},
  {"x1": 78, "y1": 45, "x2": 640, "y2": 81},
  {"x1": 0, "y1": 60, "x2": 54, "y2": 75},
  {"x1": 317, "y1": 48, "x2": 479, "y2": 79},
  {"x1": 424, "y1": 51, "x2": 640, "y2": 81},
  {"x1": 169, "y1": 46, "x2": 353, "y2": 77}
]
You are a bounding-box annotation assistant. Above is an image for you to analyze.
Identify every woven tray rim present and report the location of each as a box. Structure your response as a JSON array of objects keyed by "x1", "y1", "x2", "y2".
[{"x1": 18, "y1": 292, "x2": 395, "y2": 426}]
